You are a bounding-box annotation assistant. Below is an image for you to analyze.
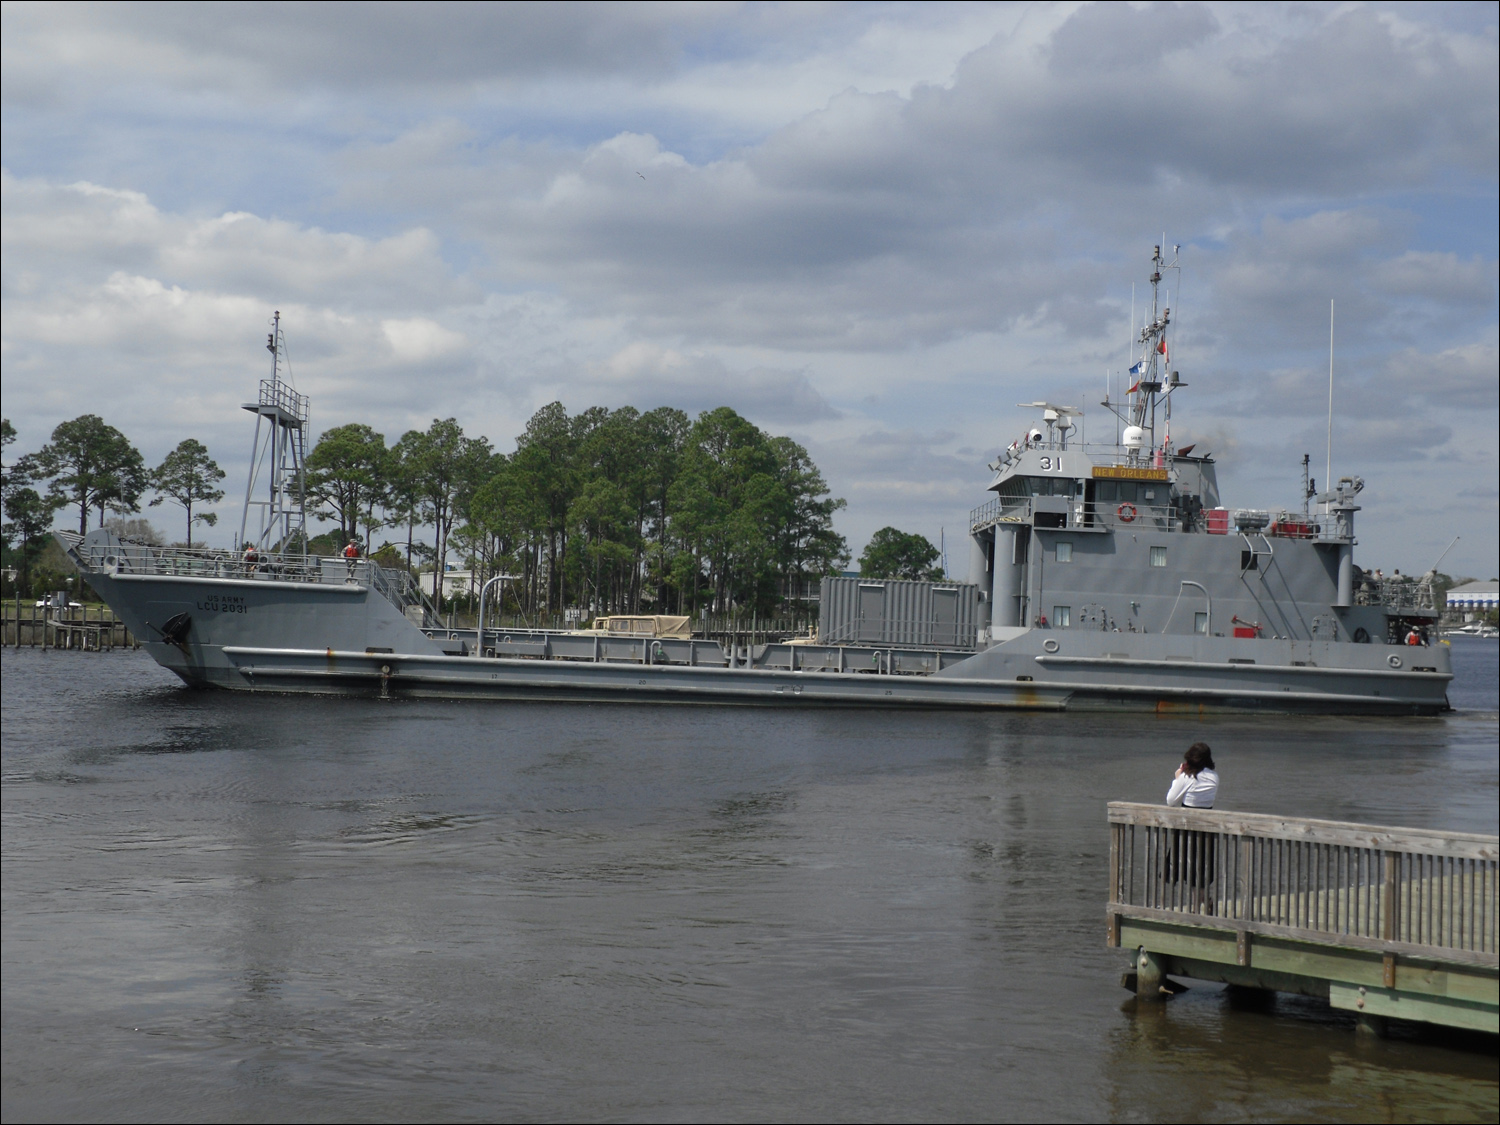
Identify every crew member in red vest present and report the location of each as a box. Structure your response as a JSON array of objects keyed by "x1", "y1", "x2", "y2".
[{"x1": 344, "y1": 539, "x2": 360, "y2": 581}]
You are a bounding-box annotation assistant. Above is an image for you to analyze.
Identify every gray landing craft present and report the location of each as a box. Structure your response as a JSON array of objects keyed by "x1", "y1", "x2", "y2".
[{"x1": 60, "y1": 257, "x2": 1451, "y2": 713}]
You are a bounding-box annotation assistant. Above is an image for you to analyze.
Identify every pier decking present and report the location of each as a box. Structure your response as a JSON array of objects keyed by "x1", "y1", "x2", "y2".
[{"x1": 1106, "y1": 802, "x2": 1498, "y2": 1035}]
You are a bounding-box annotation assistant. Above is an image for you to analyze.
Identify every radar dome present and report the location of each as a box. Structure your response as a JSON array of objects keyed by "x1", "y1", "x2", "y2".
[{"x1": 1123, "y1": 425, "x2": 1145, "y2": 450}]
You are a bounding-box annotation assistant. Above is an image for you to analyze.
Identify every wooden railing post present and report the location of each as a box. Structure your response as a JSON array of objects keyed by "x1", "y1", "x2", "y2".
[
  {"x1": 1382, "y1": 850, "x2": 1398, "y2": 943},
  {"x1": 1109, "y1": 823, "x2": 1120, "y2": 904},
  {"x1": 1238, "y1": 837, "x2": 1252, "y2": 921}
]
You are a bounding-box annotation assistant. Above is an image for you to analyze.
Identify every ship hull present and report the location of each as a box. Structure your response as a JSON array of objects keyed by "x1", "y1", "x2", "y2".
[
  {"x1": 76, "y1": 563, "x2": 1449, "y2": 716},
  {"x1": 212, "y1": 644, "x2": 1448, "y2": 715}
]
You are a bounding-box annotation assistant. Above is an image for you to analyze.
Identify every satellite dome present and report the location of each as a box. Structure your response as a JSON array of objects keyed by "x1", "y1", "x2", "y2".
[{"x1": 1123, "y1": 425, "x2": 1145, "y2": 450}]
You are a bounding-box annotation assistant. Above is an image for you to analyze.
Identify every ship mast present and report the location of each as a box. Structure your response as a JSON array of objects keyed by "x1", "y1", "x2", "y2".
[
  {"x1": 238, "y1": 311, "x2": 310, "y2": 555},
  {"x1": 1100, "y1": 245, "x2": 1182, "y2": 464}
]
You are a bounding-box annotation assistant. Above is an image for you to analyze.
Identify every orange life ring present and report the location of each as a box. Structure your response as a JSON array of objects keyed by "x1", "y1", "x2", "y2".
[{"x1": 1117, "y1": 503, "x2": 1137, "y2": 523}]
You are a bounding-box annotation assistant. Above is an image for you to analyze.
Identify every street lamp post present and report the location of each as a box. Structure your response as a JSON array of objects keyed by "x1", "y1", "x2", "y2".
[{"x1": 475, "y1": 574, "x2": 522, "y2": 657}]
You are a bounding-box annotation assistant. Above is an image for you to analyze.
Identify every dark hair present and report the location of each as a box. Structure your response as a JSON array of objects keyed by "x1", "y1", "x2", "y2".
[{"x1": 1183, "y1": 743, "x2": 1215, "y2": 776}]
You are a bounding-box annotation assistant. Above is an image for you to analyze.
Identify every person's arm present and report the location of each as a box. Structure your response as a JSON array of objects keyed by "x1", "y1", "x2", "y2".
[{"x1": 1166, "y1": 773, "x2": 1191, "y2": 806}]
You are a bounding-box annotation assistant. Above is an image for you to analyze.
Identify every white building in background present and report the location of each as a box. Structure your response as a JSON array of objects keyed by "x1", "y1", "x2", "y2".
[
  {"x1": 1446, "y1": 580, "x2": 1498, "y2": 617},
  {"x1": 420, "y1": 568, "x2": 477, "y2": 601}
]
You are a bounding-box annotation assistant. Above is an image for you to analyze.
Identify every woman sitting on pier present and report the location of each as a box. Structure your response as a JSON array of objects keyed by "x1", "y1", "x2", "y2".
[
  {"x1": 1165, "y1": 743, "x2": 1219, "y2": 900},
  {"x1": 1167, "y1": 743, "x2": 1218, "y2": 809}
]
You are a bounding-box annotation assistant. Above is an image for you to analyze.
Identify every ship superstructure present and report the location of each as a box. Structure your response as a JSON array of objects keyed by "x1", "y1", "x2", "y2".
[
  {"x1": 967, "y1": 245, "x2": 1417, "y2": 651},
  {"x1": 58, "y1": 256, "x2": 1451, "y2": 714}
]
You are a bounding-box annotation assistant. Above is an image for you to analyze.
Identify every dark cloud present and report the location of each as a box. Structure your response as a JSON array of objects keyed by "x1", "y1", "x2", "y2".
[{"x1": 90, "y1": 2, "x2": 712, "y2": 86}]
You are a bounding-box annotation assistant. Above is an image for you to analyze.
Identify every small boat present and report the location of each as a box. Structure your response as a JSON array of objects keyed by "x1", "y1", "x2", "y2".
[{"x1": 1445, "y1": 623, "x2": 1499, "y2": 639}]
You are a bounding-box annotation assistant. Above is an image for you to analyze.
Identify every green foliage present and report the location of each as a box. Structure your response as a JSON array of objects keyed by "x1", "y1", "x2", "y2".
[
  {"x1": 457, "y1": 401, "x2": 847, "y2": 618},
  {"x1": 2, "y1": 486, "x2": 63, "y2": 591},
  {"x1": 307, "y1": 423, "x2": 389, "y2": 547},
  {"x1": 34, "y1": 415, "x2": 147, "y2": 534},
  {"x1": 148, "y1": 438, "x2": 226, "y2": 549},
  {"x1": 7, "y1": 400, "x2": 847, "y2": 618},
  {"x1": 391, "y1": 419, "x2": 492, "y2": 582},
  {"x1": 858, "y1": 526, "x2": 944, "y2": 581}
]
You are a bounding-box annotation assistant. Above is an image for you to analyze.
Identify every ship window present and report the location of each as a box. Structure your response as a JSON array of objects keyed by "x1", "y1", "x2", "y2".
[
  {"x1": 1118, "y1": 481, "x2": 1137, "y2": 502},
  {"x1": 996, "y1": 477, "x2": 1030, "y2": 501},
  {"x1": 1150, "y1": 546, "x2": 1167, "y2": 567},
  {"x1": 1096, "y1": 480, "x2": 1118, "y2": 502},
  {"x1": 1056, "y1": 542, "x2": 1073, "y2": 563},
  {"x1": 1240, "y1": 550, "x2": 1258, "y2": 572},
  {"x1": 1052, "y1": 606, "x2": 1072, "y2": 628},
  {"x1": 1194, "y1": 612, "x2": 1208, "y2": 634}
]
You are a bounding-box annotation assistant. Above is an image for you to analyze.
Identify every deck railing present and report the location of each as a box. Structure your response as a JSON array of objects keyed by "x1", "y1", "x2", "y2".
[
  {"x1": 58, "y1": 533, "x2": 434, "y2": 619},
  {"x1": 1107, "y1": 802, "x2": 1498, "y2": 964},
  {"x1": 969, "y1": 496, "x2": 1183, "y2": 534}
]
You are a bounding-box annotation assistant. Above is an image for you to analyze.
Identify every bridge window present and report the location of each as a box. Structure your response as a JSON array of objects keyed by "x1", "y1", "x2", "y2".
[
  {"x1": 1052, "y1": 606, "x2": 1072, "y2": 628},
  {"x1": 1150, "y1": 546, "x2": 1167, "y2": 567},
  {"x1": 1056, "y1": 542, "x2": 1073, "y2": 563}
]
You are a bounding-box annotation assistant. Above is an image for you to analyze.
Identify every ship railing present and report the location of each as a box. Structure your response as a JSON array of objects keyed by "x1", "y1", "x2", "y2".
[
  {"x1": 970, "y1": 497, "x2": 1182, "y2": 534},
  {"x1": 969, "y1": 497, "x2": 1035, "y2": 533},
  {"x1": 64, "y1": 534, "x2": 437, "y2": 617},
  {"x1": 256, "y1": 377, "x2": 308, "y2": 423},
  {"x1": 1372, "y1": 577, "x2": 1438, "y2": 615},
  {"x1": 1081, "y1": 501, "x2": 1178, "y2": 531},
  {"x1": 1107, "y1": 802, "x2": 1498, "y2": 963}
]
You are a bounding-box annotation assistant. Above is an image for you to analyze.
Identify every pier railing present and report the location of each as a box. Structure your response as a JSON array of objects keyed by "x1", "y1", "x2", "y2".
[{"x1": 1107, "y1": 803, "x2": 1498, "y2": 965}]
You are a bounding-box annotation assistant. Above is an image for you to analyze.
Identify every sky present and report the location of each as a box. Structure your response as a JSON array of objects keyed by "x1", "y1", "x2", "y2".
[{"x1": 2, "y1": 1, "x2": 1496, "y2": 579}]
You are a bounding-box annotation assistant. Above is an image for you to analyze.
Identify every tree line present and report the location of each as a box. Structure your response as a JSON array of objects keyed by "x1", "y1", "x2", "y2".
[
  {"x1": 1, "y1": 404, "x2": 857, "y2": 617},
  {"x1": 1, "y1": 415, "x2": 225, "y2": 593},
  {"x1": 303, "y1": 403, "x2": 850, "y2": 618},
  {"x1": 2, "y1": 404, "x2": 956, "y2": 612}
]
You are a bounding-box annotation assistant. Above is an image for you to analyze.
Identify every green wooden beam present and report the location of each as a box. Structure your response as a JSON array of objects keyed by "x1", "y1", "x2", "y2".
[{"x1": 1329, "y1": 982, "x2": 1499, "y2": 1035}]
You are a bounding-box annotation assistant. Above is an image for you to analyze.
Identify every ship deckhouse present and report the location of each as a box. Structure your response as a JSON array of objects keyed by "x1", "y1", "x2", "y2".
[{"x1": 967, "y1": 247, "x2": 1428, "y2": 648}]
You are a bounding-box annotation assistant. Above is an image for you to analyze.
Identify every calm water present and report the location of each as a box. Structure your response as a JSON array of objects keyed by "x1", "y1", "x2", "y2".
[{"x1": 3, "y1": 639, "x2": 1496, "y2": 1123}]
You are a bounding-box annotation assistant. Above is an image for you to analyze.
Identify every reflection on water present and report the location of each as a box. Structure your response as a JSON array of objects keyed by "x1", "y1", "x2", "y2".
[{"x1": 2, "y1": 641, "x2": 1496, "y2": 1122}]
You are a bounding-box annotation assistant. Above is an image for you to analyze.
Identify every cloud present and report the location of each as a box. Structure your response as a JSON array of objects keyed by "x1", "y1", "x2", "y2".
[
  {"x1": 1, "y1": 3, "x2": 721, "y2": 101},
  {"x1": 2, "y1": 171, "x2": 468, "y2": 311},
  {"x1": 0, "y1": 4, "x2": 1495, "y2": 577},
  {"x1": 580, "y1": 342, "x2": 839, "y2": 424}
]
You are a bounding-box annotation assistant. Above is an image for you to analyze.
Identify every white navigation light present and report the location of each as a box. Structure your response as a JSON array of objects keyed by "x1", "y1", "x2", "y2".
[{"x1": 1123, "y1": 425, "x2": 1145, "y2": 450}]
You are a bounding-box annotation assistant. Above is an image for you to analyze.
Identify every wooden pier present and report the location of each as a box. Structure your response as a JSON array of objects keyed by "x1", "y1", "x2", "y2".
[
  {"x1": 2, "y1": 602, "x2": 138, "y2": 651},
  {"x1": 1106, "y1": 802, "x2": 1498, "y2": 1036}
]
